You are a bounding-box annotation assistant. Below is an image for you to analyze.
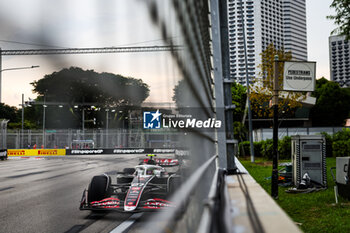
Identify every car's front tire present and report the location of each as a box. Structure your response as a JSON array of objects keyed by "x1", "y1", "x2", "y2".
[{"x1": 87, "y1": 175, "x2": 111, "y2": 203}]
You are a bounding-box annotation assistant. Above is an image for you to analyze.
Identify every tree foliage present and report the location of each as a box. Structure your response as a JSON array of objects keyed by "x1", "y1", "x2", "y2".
[
  {"x1": 31, "y1": 67, "x2": 150, "y2": 107},
  {"x1": 250, "y1": 43, "x2": 305, "y2": 118},
  {"x1": 172, "y1": 79, "x2": 187, "y2": 108},
  {"x1": 231, "y1": 83, "x2": 248, "y2": 142},
  {"x1": 310, "y1": 77, "x2": 350, "y2": 126},
  {"x1": 28, "y1": 67, "x2": 149, "y2": 129},
  {"x1": 231, "y1": 82, "x2": 247, "y2": 121},
  {"x1": 0, "y1": 103, "x2": 38, "y2": 129},
  {"x1": 8, "y1": 120, "x2": 37, "y2": 130},
  {"x1": 0, "y1": 103, "x2": 19, "y2": 123},
  {"x1": 327, "y1": 0, "x2": 350, "y2": 39}
]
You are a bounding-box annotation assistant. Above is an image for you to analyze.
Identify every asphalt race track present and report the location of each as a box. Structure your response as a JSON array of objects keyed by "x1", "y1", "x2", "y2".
[{"x1": 0, "y1": 154, "x2": 165, "y2": 233}]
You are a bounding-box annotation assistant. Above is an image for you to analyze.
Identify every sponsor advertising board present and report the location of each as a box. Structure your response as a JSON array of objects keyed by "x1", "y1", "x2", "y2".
[
  {"x1": 7, "y1": 149, "x2": 66, "y2": 156},
  {"x1": 67, "y1": 149, "x2": 105, "y2": 155},
  {"x1": 65, "y1": 148, "x2": 188, "y2": 155},
  {"x1": 5, "y1": 148, "x2": 188, "y2": 156}
]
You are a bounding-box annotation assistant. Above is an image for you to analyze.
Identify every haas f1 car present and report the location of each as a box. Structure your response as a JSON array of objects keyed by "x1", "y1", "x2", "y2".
[{"x1": 80, "y1": 155, "x2": 181, "y2": 212}]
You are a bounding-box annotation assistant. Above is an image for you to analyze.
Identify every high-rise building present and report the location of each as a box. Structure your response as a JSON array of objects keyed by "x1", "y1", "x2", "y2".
[
  {"x1": 329, "y1": 35, "x2": 350, "y2": 87},
  {"x1": 227, "y1": 0, "x2": 307, "y2": 85},
  {"x1": 283, "y1": 0, "x2": 307, "y2": 61}
]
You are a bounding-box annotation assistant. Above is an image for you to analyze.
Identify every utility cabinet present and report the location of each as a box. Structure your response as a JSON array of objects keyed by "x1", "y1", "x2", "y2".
[
  {"x1": 291, "y1": 135, "x2": 327, "y2": 187},
  {"x1": 335, "y1": 157, "x2": 350, "y2": 199},
  {"x1": 336, "y1": 157, "x2": 350, "y2": 185}
]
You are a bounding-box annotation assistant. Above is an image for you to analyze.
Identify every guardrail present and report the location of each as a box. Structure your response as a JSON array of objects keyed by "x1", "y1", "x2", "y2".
[
  {"x1": 145, "y1": 155, "x2": 218, "y2": 233},
  {"x1": 197, "y1": 168, "x2": 233, "y2": 233}
]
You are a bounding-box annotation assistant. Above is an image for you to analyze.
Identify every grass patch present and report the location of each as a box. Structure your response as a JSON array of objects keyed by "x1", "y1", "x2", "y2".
[{"x1": 240, "y1": 157, "x2": 350, "y2": 233}]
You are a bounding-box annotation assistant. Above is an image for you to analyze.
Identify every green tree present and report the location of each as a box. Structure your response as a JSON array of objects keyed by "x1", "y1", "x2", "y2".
[
  {"x1": 30, "y1": 67, "x2": 150, "y2": 129},
  {"x1": 250, "y1": 43, "x2": 305, "y2": 119},
  {"x1": 231, "y1": 83, "x2": 248, "y2": 142},
  {"x1": 172, "y1": 79, "x2": 187, "y2": 108},
  {"x1": 32, "y1": 67, "x2": 149, "y2": 106},
  {"x1": 310, "y1": 78, "x2": 350, "y2": 126},
  {"x1": 327, "y1": 0, "x2": 350, "y2": 39},
  {"x1": 234, "y1": 121, "x2": 247, "y2": 142},
  {"x1": 231, "y1": 82, "x2": 247, "y2": 121},
  {"x1": 8, "y1": 120, "x2": 37, "y2": 130},
  {"x1": 0, "y1": 103, "x2": 20, "y2": 124}
]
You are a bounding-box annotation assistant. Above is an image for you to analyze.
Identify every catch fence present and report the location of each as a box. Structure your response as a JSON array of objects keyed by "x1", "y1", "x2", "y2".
[
  {"x1": 253, "y1": 127, "x2": 350, "y2": 142},
  {"x1": 6, "y1": 129, "x2": 182, "y2": 149}
]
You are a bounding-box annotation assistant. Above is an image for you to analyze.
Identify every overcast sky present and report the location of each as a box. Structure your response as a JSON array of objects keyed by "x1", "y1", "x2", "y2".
[
  {"x1": 0, "y1": 0, "x2": 338, "y2": 107},
  {"x1": 306, "y1": 0, "x2": 336, "y2": 80},
  {"x1": 0, "y1": 0, "x2": 180, "y2": 107}
]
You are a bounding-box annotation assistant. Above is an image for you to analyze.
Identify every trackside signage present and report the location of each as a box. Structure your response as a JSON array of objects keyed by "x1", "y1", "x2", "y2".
[
  {"x1": 7, "y1": 149, "x2": 66, "y2": 156},
  {"x1": 65, "y1": 148, "x2": 188, "y2": 155},
  {"x1": 70, "y1": 149, "x2": 104, "y2": 155},
  {"x1": 6, "y1": 148, "x2": 189, "y2": 156},
  {"x1": 283, "y1": 61, "x2": 316, "y2": 92}
]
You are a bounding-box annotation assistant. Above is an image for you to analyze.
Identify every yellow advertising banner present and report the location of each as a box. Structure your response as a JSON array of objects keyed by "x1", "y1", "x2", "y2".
[{"x1": 7, "y1": 149, "x2": 66, "y2": 156}]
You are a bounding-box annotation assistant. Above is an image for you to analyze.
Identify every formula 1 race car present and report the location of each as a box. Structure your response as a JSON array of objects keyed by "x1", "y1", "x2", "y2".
[{"x1": 79, "y1": 156, "x2": 182, "y2": 212}]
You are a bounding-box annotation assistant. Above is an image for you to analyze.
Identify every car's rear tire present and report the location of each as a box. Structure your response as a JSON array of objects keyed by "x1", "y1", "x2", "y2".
[{"x1": 88, "y1": 175, "x2": 110, "y2": 203}]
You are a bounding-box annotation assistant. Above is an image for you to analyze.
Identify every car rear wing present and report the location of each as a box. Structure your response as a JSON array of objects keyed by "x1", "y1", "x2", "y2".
[{"x1": 140, "y1": 158, "x2": 180, "y2": 167}]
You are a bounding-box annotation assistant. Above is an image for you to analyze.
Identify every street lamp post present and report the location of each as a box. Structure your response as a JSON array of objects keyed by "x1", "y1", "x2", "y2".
[
  {"x1": 106, "y1": 109, "x2": 109, "y2": 148},
  {"x1": 42, "y1": 95, "x2": 47, "y2": 148},
  {"x1": 20, "y1": 94, "x2": 33, "y2": 148},
  {"x1": 21, "y1": 94, "x2": 24, "y2": 148},
  {"x1": 0, "y1": 62, "x2": 39, "y2": 103},
  {"x1": 82, "y1": 106, "x2": 85, "y2": 131}
]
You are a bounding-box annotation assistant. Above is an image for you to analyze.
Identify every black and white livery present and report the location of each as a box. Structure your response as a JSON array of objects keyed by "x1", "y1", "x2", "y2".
[{"x1": 79, "y1": 157, "x2": 181, "y2": 212}]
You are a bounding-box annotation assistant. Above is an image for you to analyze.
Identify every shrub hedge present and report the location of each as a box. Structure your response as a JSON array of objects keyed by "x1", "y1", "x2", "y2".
[
  {"x1": 238, "y1": 129, "x2": 350, "y2": 159},
  {"x1": 332, "y1": 129, "x2": 350, "y2": 157},
  {"x1": 239, "y1": 138, "x2": 283, "y2": 159}
]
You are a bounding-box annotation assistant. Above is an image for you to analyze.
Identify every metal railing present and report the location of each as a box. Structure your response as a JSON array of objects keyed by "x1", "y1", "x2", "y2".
[
  {"x1": 6, "y1": 128, "x2": 182, "y2": 149},
  {"x1": 0, "y1": 119, "x2": 8, "y2": 149},
  {"x1": 1, "y1": 0, "x2": 233, "y2": 232},
  {"x1": 141, "y1": 0, "x2": 231, "y2": 232},
  {"x1": 253, "y1": 126, "x2": 350, "y2": 142},
  {"x1": 145, "y1": 155, "x2": 218, "y2": 233}
]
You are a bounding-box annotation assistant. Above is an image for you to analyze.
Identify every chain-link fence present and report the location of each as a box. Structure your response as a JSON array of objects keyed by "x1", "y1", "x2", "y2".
[
  {"x1": 0, "y1": 0, "x2": 227, "y2": 231},
  {"x1": 253, "y1": 126, "x2": 350, "y2": 142},
  {"x1": 142, "y1": 1, "x2": 221, "y2": 232},
  {"x1": 0, "y1": 120, "x2": 9, "y2": 149},
  {"x1": 7, "y1": 128, "x2": 182, "y2": 149}
]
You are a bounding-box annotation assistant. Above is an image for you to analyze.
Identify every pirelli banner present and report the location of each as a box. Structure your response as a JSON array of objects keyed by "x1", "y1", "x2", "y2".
[{"x1": 8, "y1": 149, "x2": 66, "y2": 156}]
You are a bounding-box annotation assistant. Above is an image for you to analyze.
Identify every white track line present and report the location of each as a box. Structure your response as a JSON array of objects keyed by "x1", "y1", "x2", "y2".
[{"x1": 109, "y1": 213, "x2": 143, "y2": 233}]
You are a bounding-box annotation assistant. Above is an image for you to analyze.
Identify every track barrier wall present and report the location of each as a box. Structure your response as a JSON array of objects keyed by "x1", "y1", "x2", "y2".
[{"x1": 6, "y1": 148, "x2": 188, "y2": 156}]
